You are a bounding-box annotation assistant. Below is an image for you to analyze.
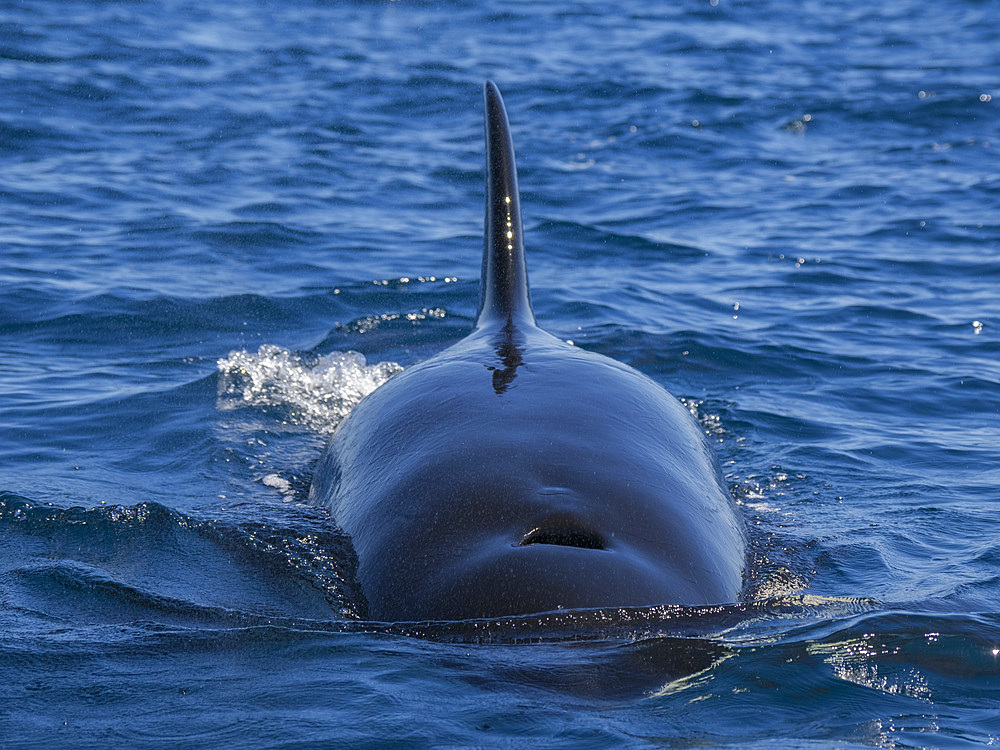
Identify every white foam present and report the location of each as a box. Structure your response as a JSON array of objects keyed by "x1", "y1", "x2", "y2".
[
  {"x1": 261, "y1": 473, "x2": 295, "y2": 501},
  {"x1": 216, "y1": 344, "x2": 403, "y2": 433}
]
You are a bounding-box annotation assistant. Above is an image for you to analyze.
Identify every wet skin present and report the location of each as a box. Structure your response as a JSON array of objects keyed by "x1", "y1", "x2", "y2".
[{"x1": 309, "y1": 82, "x2": 745, "y2": 622}]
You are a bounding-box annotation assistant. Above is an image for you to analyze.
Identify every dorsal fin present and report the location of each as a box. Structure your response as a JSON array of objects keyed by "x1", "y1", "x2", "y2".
[{"x1": 476, "y1": 81, "x2": 535, "y2": 330}]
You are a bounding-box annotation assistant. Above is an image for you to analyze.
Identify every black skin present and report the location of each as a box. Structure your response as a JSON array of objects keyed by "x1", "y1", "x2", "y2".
[{"x1": 309, "y1": 82, "x2": 745, "y2": 622}]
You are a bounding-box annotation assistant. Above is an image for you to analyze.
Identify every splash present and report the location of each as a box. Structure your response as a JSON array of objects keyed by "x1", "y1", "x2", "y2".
[{"x1": 217, "y1": 344, "x2": 403, "y2": 433}]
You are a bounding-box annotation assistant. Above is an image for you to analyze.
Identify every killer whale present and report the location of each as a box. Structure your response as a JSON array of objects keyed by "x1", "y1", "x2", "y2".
[{"x1": 309, "y1": 81, "x2": 745, "y2": 622}]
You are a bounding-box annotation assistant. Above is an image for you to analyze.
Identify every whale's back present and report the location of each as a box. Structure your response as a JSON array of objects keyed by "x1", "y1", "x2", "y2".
[{"x1": 308, "y1": 81, "x2": 745, "y2": 621}]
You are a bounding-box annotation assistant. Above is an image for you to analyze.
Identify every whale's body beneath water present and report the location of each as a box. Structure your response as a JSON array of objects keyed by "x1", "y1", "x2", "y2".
[{"x1": 309, "y1": 82, "x2": 745, "y2": 622}]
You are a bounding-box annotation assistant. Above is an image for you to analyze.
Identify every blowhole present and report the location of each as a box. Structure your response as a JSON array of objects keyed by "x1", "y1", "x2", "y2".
[{"x1": 518, "y1": 525, "x2": 606, "y2": 550}]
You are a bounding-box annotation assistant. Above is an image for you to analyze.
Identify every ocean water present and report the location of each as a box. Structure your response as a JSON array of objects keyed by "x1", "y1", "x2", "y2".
[{"x1": 2, "y1": 0, "x2": 999, "y2": 746}]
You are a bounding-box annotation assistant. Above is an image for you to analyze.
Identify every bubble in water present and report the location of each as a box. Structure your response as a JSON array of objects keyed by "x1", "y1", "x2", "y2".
[{"x1": 216, "y1": 345, "x2": 404, "y2": 432}]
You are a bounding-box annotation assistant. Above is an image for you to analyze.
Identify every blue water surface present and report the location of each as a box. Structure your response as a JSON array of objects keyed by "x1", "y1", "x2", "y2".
[{"x1": 2, "y1": 0, "x2": 999, "y2": 747}]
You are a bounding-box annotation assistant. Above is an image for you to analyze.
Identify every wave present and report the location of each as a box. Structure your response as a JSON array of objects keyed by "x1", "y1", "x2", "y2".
[{"x1": 216, "y1": 344, "x2": 403, "y2": 434}]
